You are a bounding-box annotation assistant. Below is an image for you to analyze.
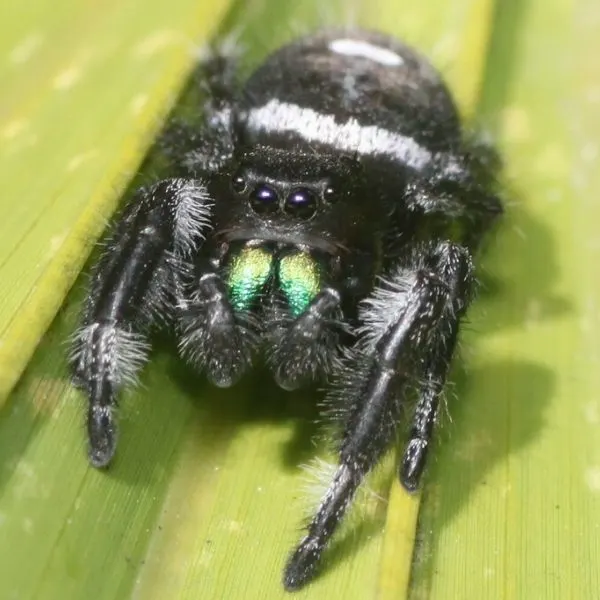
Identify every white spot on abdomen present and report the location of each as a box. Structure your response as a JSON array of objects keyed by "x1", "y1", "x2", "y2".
[{"x1": 329, "y1": 38, "x2": 404, "y2": 66}]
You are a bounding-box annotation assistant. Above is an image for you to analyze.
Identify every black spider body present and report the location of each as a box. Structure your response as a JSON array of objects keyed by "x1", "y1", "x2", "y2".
[{"x1": 70, "y1": 29, "x2": 502, "y2": 590}]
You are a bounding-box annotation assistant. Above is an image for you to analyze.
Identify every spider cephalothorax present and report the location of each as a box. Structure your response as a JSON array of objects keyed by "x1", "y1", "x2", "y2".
[{"x1": 70, "y1": 29, "x2": 502, "y2": 590}]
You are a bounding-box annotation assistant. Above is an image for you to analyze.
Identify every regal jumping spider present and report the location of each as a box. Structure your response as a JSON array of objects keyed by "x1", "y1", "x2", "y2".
[{"x1": 70, "y1": 28, "x2": 502, "y2": 589}]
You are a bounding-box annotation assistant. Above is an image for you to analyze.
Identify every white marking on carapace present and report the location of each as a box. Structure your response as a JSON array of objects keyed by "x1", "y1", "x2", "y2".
[
  {"x1": 246, "y1": 99, "x2": 432, "y2": 170},
  {"x1": 341, "y1": 73, "x2": 359, "y2": 103},
  {"x1": 329, "y1": 38, "x2": 404, "y2": 66}
]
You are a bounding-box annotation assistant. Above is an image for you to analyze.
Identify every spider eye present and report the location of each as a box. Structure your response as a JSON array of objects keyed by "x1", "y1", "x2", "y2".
[
  {"x1": 285, "y1": 188, "x2": 318, "y2": 219},
  {"x1": 249, "y1": 184, "x2": 279, "y2": 215},
  {"x1": 231, "y1": 173, "x2": 247, "y2": 194},
  {"x1": 323, "y1": 185, "x2": 337, "y2": 203}
]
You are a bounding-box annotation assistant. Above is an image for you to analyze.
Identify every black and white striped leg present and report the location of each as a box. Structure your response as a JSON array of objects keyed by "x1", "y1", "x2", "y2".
[
  {"x1": 267, "y1": 287, "x2": 343, "y2": 391},
  {"x1": 70, "y1": 178, "x2": 212, "y2": 467},
  {"x1": 284, "y1": 241, "x2": 473, "y2": 590}
]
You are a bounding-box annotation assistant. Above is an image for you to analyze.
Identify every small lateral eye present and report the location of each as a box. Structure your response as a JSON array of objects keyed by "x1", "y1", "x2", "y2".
[
  {"x1": 323, "y1": 185, "x2": 337, "y2": 203},
  {"x1": 231, "y1": 173, "x2": 247, "y2": 194},
  {"x1": 249, "y1": 184, "x2": 279, "y2": 215},
  {"x1": 285, "y1": 188, "x2": 318, "y2": 219}
]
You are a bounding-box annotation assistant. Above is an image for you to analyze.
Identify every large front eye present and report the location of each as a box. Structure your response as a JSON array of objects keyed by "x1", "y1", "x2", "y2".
[
  {"x1": 285, "y1": 188, "x2": 318, "y2": 219},
  {"x1": 249, "y1": 184, "x2": 279, "y2": 215}
]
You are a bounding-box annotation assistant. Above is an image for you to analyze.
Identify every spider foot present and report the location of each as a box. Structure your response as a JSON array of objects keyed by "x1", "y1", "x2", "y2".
[
  {"x1": 283, "y1": 537, "x2": 322, "y2": 591},
  {"x1": 400, "y1": 436, "x2": 429, "y2": 492},
  {"x1": 87, "y1": 405, "x2": 117, "y2": 468}
]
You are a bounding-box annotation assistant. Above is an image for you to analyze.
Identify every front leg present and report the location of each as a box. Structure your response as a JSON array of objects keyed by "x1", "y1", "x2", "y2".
[
  {"x1": 266, "y1": 287, "x2": 343, "y2": 390},
  {"x1": 70, "y1": 178, "x2": 212, "y2": 467},
  {"x1": 284, "y1": 240, "x2": 473, "y2": 590},
  {"x1": 178, "y1": 270, "x2": 261, "y2": 388},
  {"x1": 177, "y1": 241, "x2": 276, "y2": 386}
]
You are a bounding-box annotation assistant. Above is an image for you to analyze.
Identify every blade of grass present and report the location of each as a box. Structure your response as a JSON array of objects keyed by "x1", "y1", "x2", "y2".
[{"x1": 409, "y1": 0, "x2": 600, "y2": 597}]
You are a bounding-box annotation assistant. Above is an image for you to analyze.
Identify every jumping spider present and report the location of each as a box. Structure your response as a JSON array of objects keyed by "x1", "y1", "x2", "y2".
[{"x1": 70, "y1": 28, "x2": 502, "y2": 590}]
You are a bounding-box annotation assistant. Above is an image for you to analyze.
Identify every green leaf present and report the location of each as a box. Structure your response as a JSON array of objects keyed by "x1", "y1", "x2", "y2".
[
  {"x1": 12, "y1": 0, "x2": 599, "y2": 599},
  {"x1": 410, "y1": 0, "x2": 600, "y2": 598},
  {"x1": 0, "y1": 0, "x2": 232, "y2": 401}
]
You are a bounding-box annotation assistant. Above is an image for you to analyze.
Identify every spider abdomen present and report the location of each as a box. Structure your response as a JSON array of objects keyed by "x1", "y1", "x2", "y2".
[{"x1": 237, "y1": 29, "x2": 461, "y2": 165}]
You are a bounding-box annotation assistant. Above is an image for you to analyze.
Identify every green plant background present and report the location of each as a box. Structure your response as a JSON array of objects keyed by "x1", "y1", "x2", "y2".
[{"x1": 0, "y1": 0, "x2": 598, "y2": 599}]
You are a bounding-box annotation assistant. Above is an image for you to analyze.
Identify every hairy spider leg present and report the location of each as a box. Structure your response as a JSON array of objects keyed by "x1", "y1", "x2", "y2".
[
  {"x1": 284, "y1": 240, "x2": 473, "y2": 590},
  {"x1": 267, "y1": 286, "x2": 343, "y2": 391},
  {"x1": 71, "y1": 44, "x2": 240, "y2": 465},
  {"x1": 277, "y1": 119, "x2": 501, "y2": 590},
  {"x1": 404, "y1": 148, "x2": 503, "y2": 250},
  {"x1": 399, "y1": 241, "x2": 473, "y2": 489},
  {"x1": 70, "y1": 179, "x2": 212, "y2": 467},
  {"x1": 158, "y1": 44, "x2": 240, "y2": 176},
  {"x1": 178, "y1": 264, "x2": 264, "y2": 388}
]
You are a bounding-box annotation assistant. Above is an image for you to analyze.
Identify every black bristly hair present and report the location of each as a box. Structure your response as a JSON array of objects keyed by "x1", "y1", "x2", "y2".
[{"x1": 69, "y1": 28, "x2": 502, "y2": 591}]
